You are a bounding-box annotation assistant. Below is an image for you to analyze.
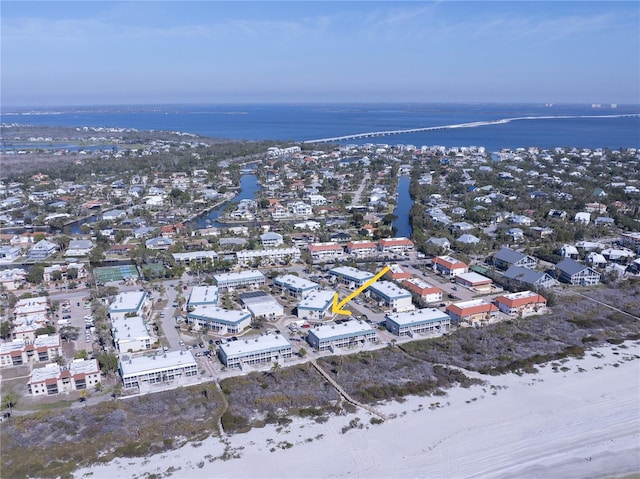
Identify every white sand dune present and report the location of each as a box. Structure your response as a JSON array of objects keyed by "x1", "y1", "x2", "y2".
[{"x1": 75, "y1": 343, "x2": 640, "y2": 479}]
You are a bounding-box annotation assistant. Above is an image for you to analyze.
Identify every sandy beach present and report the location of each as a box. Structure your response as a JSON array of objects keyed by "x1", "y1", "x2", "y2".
[{"x1": 75, "y1": 342, "x2": 640, "y2": 479}]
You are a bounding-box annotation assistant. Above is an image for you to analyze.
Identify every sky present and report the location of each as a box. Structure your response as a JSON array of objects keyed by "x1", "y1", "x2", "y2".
[{"x1": 1, "y1": 1, "x2": 639, "y2": 106}]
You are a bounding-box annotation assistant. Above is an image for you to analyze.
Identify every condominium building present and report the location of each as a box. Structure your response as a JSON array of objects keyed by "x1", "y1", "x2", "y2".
[
  {"x1": 119, "y1": 350, "x2": 198, "y2": 390},
  {"x1": 236, "y1": 247, "x2": 300, "y2": 267},
  {"x1": 272, "y1": 274, "x2": 320, "y2": 298},
  {"x1": 112, "y1": 316, "x2": 152, "y2": 353},
  {"x1": 307, "y1": 242, "x2": 344, "y2": 261},
  {"x1": 187, "y1": 306, "x2": 252, "y2": 334},
  {"x1": 187, "y1": 285, "x2": 219, "y2": 307},
  {"x1": 367, "y1": 281, "x2": 413, "y2": 312},
  {"x1": 433, "y1": 255, "x2": 469, "y2": 277},
  {"x1": 108, "y1": 291, "x2": 151, "y2": 321},
  {"x1": 345, "y1": 240, "x2": 378, "y2": 258},
  {"x1": 0, "y1": 334, "x2": 62, "y2": 367},
  {"x1": 401, "y1": 277, "x2": 443, "y2": 303},
  {"x1": 446, "y1": 300, "x2": 499, "y2": 324},
  {"x1": 378, "y1": 237, "x2": 414, "y2": 254},
  {"x1": 385, "y1": 308, "x2": 451, "y2": 337},
  {"x1": 28, "y1": 359, "x2": 100, "y2": 396},
  {"x1": 172, "y1": 250, "x2": 219, "y2": 265},
  {"x1": 296, "y1": 290, "x2": 336, "y2": 321},
  {"x1": 218, "y1": 334, "x2": 292, "y2": 369},
  {"x1": 306, "y1": 320, "x2": 377, "y2": 352},
  {"x1": 328, "y1": 266, "x2": 374, "y2": 289},
  {"x1": 493, "y1": 291, "x2": 547, "y2": 316},
  {"x1": 213, "y1": 270, "x2": 266, "y2": 290}
]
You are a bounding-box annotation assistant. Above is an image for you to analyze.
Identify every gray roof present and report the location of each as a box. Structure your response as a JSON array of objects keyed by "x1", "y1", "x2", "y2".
[
  {"x1": 555, "y1": 258, "x2": 589, "y2": 276},
  {"x1": 503, "y1": 265, "x2": 549, "y2": 285},
  {"x1": 494, "y1": 247, "x2": 526, "y2": 264}
]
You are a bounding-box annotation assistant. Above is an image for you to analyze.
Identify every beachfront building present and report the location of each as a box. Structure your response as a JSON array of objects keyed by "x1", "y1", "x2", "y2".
[
  {"x1": 108, "y1": 291, "x2": 151, "y2": 321},
  {"x1": 172, "y1": 250, "x2": 219, "y2": 266},
  {"x1": 119, "y1": 350, "x2": 198, "y2": 390},
  {"x1": 433, "y1": 256, "x2": 468, "y2": 278},
  {"x1": 213, "y1": 270, "x2": 266, "y2": 290},
  {"x1": 306, "y1": 320, "x2": 377, "y2": 352},
  {"x1": 367, "y1": 281, "x2": 413, "y2": 312},
  {"x1": 328, "y1": 266, "x2": 375, "y2": 289},
  {"x1": 239, "y1": 291, "x2": 284, "y2": 320},
  {"x1": 218, "y1": 334, "x2": 293, "y2": 369},
  {"x1": 492, "y1": 247, "x2": 538, "y2": 271},
  {"x1": 307, "y1": 242, "x2": 344, "y2": 261},
  {"x1": 187, "y1": 286, "x2": 219, "y2": 309},
  {"x1": 385, "y1": 308, "x2": 451, "y2": 337},
  {"x1": 345, "y1": 240, "x2": 378, "y2": 258},
  {"x1": 378, "y1": 237, "x2": 414, "y2": 254},
  {"x1": 272, "y1": 274, "x2": 320, "y2": 298},
  {"x1": 493, "y1": 291, "x2": 547, "y2": 316},
  {"x1": 186, "y1": 306, "x2": 251, "y2": 334},
  {"x1": 111, "y1": 316, "x2": 152, "y2": 353},
  {"x1": 455, "y1": 272, "x2": 493, "y2": 291},
  {"x1": 502, "y1": 265, "x2": 557, "y2": 290},
  {"x1": 555, "y1": 258, "x2": 601, "y2": 286},
  {"x1": 401, "y1": 277, "x2": 443, "y2": 304},
  {"x1": 236, "y1": 247, "x2": 301, "y2": 267},
  {"x1": 27, "y1": 359, "x2": 100, "y2": 396},
  {"x1": 296, "y1": 290, "x2": 336, "y2": 321},
  {"x1": 446, "y1": 300, "x2": 499, "y2": 325}
]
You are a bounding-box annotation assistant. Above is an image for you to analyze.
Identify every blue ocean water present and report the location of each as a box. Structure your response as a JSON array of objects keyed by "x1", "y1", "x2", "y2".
[{"x1": 2, "y1": 103, "x2": 639, "y2": 151}]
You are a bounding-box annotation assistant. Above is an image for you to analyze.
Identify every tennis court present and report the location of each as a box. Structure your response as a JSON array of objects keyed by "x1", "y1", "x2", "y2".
[{"x1": 93, "y1": 265, "x2": 139, "y2": 283}]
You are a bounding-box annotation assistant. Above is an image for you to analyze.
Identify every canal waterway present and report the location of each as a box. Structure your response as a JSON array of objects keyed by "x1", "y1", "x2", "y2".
[
  {"x1": 190, "y1": 174, "x2": 261, "y2": 229},
  {"x1": 392, "y1": 175, "x2": 413, "y2": 238}
]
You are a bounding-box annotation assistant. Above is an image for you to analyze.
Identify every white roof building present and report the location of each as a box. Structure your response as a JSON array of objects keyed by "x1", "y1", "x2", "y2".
[
  {"x1": 329, "y1": 266, "x2": 375, "y2": 288},
  {"x1": 386, "y1": 308, "x2": 451, "y2": 337},
  {"x1": 187, "y1": 306, "x2": 252, "y2": 334},
  {"x1": 235, "y1": 247, "x2": 301, "y2": 267},
  {"x1": 119, "y1": 350, "x2": 198, "y2": 390},
  {"x1": 108, "y1": 291, "x2": 150, "y2": 320},
  {"x1": 218, "y1": 334, "x2": 293, "y2": 369},
  {"x1": 112, "y1": 316, "x2": 152, "y2": 353},
  {"x1": 297, "y1": 290, "x2": 336, "y2": 321},
  {"x1": 307, "y1": 320, "x2": 377, "y2": 352},
  {"x1": 187, "y1": 285, "x2": 219, "y2": 307},
  {"x1": 172, "y1": 250, "x2": 219, "y2": 265},
  {"x1": 272, "y1": 274, "x2": 320, "y2": 298},
  {"x1": 213, "y1": 270, "x2": 266, "y2": 290}
]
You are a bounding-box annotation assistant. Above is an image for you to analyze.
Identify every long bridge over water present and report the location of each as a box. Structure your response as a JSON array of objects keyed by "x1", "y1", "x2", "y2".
[{"x1": 303, "y1": 114, "x2": 640, "y2": 144}]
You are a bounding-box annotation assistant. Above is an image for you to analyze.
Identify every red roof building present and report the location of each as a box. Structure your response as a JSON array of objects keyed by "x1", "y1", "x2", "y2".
[
  {"x1": 402, "y1": 277, "x2": 443, "y2": 303},
  {"x1": 378, "y1": 237, "x2": 415, "y2": 253},
  {"x1": 493, "y1": 291, "x2": 547, "y2": 316},
  {"x1": 433, "y1": 255, "x2": 469, "y2": 277},
  {"x1": 446, "y1": 300, "x2": 499, "y2": 324},
  {"x1": 307, "y1": 242, "x2": 344, "y2": 260}
]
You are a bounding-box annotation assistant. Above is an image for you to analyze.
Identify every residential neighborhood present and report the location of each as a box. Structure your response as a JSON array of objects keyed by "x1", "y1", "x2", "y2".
[{"x1": 0, "y1": 125, "x2": 639, "y2": 420}]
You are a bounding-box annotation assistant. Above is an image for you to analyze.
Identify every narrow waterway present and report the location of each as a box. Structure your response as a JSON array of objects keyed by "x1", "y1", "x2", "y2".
[
  {"x1": 392, "y1": 175, "x2": 413, "y2": 238},
  {"x1": 190, "y1": 174, "x2": 261, "y2": 229}
]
